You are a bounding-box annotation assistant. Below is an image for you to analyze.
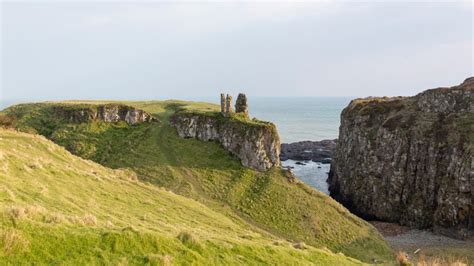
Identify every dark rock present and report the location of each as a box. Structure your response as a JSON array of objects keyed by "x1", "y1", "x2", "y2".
[
  {"x1": 328, "y1": 77, "x2": 474, "y2": 239},
  {"x1": 321, "y1": 158, "x2": 332, "y2": 164},
  {"x1": 295, "y1": 161, "x2": 306, "y2": 165},
  {"x1": 280, "y1": 139, "x2": 337, "y2": 162}
]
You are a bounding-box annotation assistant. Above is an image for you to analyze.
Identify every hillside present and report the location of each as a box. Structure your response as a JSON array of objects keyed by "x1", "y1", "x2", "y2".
[
  {"x1": 1, "y1": 100, "x2": 393, "y2": 263},
  {"x1": 0, "y1": 128, "x2": 364, "y2": 265}
]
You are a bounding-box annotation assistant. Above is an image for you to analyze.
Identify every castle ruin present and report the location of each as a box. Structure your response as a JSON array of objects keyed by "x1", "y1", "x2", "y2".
[{"x1": 220, "y1": 93, "x2": 248, "y2": 118}]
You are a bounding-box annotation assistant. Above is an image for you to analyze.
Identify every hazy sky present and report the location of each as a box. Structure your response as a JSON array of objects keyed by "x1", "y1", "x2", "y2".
[{"x1": 1, "y1": 1, "x2": 473, "y2": 104}]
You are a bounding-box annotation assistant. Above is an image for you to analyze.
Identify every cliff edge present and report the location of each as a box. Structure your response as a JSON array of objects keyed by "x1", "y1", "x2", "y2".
[
  {"x1": 328, "y1": 77, "x2": 473, "y2": 239},
  {"x1": 52, "y1": 103, "x2": 156, "y2": 124},
  {"x1": 170, "y1": 111, "x2": 280, "y2": 171}
]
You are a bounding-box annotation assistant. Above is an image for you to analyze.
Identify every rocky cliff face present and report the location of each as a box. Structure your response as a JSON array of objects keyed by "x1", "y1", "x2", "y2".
[
  {"x1": 170, "y1": 112, "x2": 280, "y2": 171},
  {"x1": 328, "y1": 77, "x2": 473, "y2": 239},
  {"x1": 53, "y1": 104, "x2": 156, "y2": 125}
]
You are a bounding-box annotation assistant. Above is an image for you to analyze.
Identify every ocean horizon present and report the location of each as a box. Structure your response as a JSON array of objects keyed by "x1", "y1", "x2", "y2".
[{"x1": 197, "y1": 96, "x2": 352, "y2": 143}]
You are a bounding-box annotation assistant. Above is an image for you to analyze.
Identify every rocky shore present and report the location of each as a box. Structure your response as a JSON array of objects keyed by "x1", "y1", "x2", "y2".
[{"x1": 280, "y1": 139, "x2": 336, "y2": 163}]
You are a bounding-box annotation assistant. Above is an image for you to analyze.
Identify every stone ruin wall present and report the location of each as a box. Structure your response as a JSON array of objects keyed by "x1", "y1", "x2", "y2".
[{"x1": 220, "y1": 93, "x2": 248, "y2": 118}]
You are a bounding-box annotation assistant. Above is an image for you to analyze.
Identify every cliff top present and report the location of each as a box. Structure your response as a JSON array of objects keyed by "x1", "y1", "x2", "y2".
[
  {"x1": 174, "y1": 109, "x2": 276, "y2": 128},
  {"x1": 345, "y1": 77, "x2": 473, "y2": 116}
]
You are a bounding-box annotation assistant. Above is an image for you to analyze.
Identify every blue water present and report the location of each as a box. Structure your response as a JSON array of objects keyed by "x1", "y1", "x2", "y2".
[
  {"x1": 281, "y1": 160, "x2": 331, "y2": 194},
  {"x1": 249, "y1": 97, "x2": 351, "y2": 143},
  {"x1": 198, "y1": 96, "x2": 350, "y2": 143},
  {"x1": 247, "y1": 97, "x2": 351, "y2": 194}
]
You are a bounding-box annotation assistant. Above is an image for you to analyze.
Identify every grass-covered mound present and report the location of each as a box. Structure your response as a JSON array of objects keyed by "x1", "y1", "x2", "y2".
[{"x1": 1, "y1": 100, "x2": 394, "y2": 263}]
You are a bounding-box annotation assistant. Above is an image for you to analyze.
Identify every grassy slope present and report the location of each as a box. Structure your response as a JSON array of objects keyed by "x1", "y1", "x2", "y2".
[
  {"x1": 0, "y1": 128, "x2": 362, "y2": 265},
  {"x1": 2, "y1": 101, "x2": 394, "y2": 263}
]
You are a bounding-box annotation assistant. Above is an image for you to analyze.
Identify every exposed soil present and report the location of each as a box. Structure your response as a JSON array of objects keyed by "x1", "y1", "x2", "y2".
[{"x1": 371, "y1": 221, "x2": 474, "y2": 263}]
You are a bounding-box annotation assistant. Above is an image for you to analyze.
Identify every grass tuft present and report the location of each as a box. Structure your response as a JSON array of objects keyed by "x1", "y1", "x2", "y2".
[
  {"x1": 0, "y1": 229, "x2": 29, "y2": 255},
  {"x1": 397, "y1": 251, "x2": 412, "y2": 266},
  {"x1": 144, "y1": 254, "x2": 173, "y2": 266},
  {"x1": 177, "y1": 231, "x2": 202, "y2": 251}
]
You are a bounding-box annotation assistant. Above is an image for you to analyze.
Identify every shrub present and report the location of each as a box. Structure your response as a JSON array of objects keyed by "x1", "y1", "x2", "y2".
[{"x1": 0, "y1": 114, "x2": 15, "y2": 128}]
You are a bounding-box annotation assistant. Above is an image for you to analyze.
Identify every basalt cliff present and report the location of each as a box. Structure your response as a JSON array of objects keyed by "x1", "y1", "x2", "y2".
[
  {"x1": 328, "y1": 77, "x2": 473, "y2": 239},
  {"x1": 52, "y1": 104, "x2": 156, "y2": 124},
  {"x1": 170, "y1": 112, "x2": 280, "y2": 171}
]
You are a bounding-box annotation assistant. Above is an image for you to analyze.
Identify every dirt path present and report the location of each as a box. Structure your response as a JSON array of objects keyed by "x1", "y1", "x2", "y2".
[{"x1": 371, "y1": 222, "x2": 474, "y2": 264}]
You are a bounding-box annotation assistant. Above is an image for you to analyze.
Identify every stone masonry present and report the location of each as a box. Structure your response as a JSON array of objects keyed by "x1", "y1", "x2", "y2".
[
  {"x1": 235, "y1": 93, "x2": 249, "y2": 118},
  {"x1": 221, "y1": 93, "x2": 248, "y2": 118},
  {"x1": 220, "y1": 93, "x2": 226, "y2": 113}
]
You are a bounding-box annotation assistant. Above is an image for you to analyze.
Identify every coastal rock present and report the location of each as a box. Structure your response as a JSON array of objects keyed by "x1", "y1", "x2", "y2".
[
  {"x1": 53, "y1": 104, "x2": 156, "y2": 125},
  {"x1": 280, "y1": 140, "x2": 336, "y2": 162},
  {"x1": 170, "y1": 112, "x2": 280, "y2": 171},
  {"x1": 328, "y1": 77, "x2": 474, "y2": 239}
]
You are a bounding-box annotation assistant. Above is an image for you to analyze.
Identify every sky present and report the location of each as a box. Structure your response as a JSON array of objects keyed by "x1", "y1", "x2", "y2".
[{"x1": 1, "y1": 1, "x2": 473, "y2": 105}]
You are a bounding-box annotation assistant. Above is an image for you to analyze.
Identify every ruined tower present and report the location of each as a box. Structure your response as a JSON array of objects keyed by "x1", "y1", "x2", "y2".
[
  {"x1": 235, "y1": 93, "x2": 248, "y2": 118},
  {"x1": 225, "y1": 94, "x2": 233, "y2": 115},
  {"x1": 220, "y1": 93, "x2": 226, "y2": 114}
]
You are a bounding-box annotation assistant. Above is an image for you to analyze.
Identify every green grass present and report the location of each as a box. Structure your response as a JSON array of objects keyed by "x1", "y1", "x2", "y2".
[
  {"x1": 0, "y1": 128, "x2": 365, "y2": 265},
  {"x1": 1, "y1": 101, "x2": 395, "y2": 263}
]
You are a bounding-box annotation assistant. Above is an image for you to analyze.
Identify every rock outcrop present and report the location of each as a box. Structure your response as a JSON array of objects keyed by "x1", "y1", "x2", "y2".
[
  {"x1": 280, "y1": 139, "x2": 337, "y2": 163},
  {"x1": 53, "y1": 104, "x2": 156, "y2": 125},
  {"x1": 170, "y1": 112, "x2": 280, "y2": 171},
  {"x1": 328, "y1": 77, "x2": 473, "y2": 239}
]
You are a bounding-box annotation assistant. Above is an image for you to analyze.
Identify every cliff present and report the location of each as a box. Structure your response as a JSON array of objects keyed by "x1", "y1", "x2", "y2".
[
  {"x1": 328, "y1": 77, "x2": 474, "y2": 239},
  {"x1": 52, "y1": 104, "x2": 156, "y2": 124},
  {"x1": 170, "y1": 112, "x2": 281, "y2": 171}
]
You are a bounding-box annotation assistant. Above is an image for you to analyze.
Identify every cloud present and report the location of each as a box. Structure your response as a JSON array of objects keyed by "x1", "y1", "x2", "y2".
[{"x1": 1, "y1": 1, "x2": 472, "y2": 101}]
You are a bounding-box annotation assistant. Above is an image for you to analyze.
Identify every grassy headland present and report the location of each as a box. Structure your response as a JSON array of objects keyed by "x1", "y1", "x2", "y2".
[{"x1": 1, "y1": 100, "x2": 394, "y2": 263}]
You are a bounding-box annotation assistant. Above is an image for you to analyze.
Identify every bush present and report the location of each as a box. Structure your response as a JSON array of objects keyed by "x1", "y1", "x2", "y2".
[{"x1": 0, "y1": 114, "x2": 15, "y2": 128}]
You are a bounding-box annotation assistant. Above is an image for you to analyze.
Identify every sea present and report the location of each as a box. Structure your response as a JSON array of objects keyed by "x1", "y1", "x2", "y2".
[
  {"x1": 249, "y1": 97, "x2": 351, "y2": 194},
  {"x1": 1, "y1": 97, "x2": 351, "y2": 194},
  {"x1": 248, "y1": 97, "x2": 350, "y2": 143}
]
